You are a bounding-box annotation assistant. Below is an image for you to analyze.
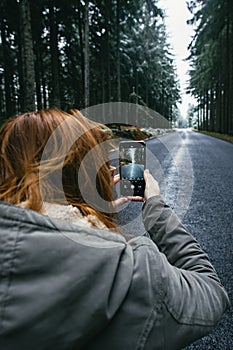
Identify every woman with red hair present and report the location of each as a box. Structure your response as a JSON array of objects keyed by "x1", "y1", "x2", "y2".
[{"x1": 0, "y1": 108, "x2": 229, "y2": 350}]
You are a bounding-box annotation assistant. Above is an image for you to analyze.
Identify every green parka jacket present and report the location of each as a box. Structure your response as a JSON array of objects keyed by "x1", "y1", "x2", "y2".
[{"x1": 0, "y1": 196, "x2": 230, "y2": 350}]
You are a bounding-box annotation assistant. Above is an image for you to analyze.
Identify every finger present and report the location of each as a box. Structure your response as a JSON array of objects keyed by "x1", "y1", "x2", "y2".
[
  {"x1": 144, "y1": 169, "x2": 158, "y2": 185},
  {"x1": 127, "y1": 196, "x2": 144, "y2": 202},
  {"x1": 144, "y1": 168, "x2": 152, "y2": 179},
  {"x1": 113, "y1": 174, "x2": 120, "y2": 185},
  {"x1": 112, "y1": 197, "x2": 129, "y2": 208}
]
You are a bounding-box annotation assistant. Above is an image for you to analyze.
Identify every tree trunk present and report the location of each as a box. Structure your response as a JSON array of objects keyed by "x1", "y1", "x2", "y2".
[
  {"x1": 197, "y1": 101, "x2": 200, "y2": 130},
  {"x1": 216, "y1": 81, "x2": 221, "y2": 132},
  {"x1": 77, "y1": 0, "x2": 85, "y2": 106},
  {"x1": 41, "y1": 56, "x2": 48, "y2": 109},
  {"x1": 35, "y1": 50, "x2": 43, "y2": 110},
  {"x1": 227, "y1": 8, "x2": 233, "y2": 134},
  {"x1": 0, "y1": 74, "x2": 3, "y2": 120},
  {"x1": 116, "y1": 0, "x2": 121, "y2": 101},
  {"x1": 205, "y1": 91, "x2": 209, "y2": 131},
  {"x1": 19, "y1": 0, "x2": 36, "y2": 112},
  {"x1": 0, "y1": 21, "x2": 13, "y2": 117},
  {"x1": 49, "y1": 5, "x2": 61, "y2": 108},
  {"x1": 220, "y1": 32, "x2": 227, "y2": 134},
  {"x1": 209, "y1": 88, "x2": 215, "y2": 132},
  {"x1": 84, "y1": 0, "x2": 90, "y2": 108},
  {"x1": 104, "y1": 0, "x2": 111, "y2": 102}
]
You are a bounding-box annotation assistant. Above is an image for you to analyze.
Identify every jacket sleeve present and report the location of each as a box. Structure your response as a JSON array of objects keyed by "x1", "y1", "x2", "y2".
[{"x1": 142, "y1": 195, "x2": 230, "y2": 349}]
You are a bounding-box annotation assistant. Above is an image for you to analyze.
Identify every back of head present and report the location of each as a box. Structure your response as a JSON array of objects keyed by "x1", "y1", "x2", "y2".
[{"x1": 0, "y1": 108, "x2": 116, "y2": 229}]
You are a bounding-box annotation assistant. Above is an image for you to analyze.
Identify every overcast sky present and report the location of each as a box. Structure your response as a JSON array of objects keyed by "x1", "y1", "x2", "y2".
[{"x1": 157, "y1": 0, "x2": 196, "y2": 118}]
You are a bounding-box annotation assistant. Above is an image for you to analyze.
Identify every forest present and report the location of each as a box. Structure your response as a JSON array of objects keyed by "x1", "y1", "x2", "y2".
[
  {"x1": 0, "y1": 0, "x2": 232, "y2": 134},
  {"x1": 187, "y1": 0, "x2": 233, "y2": 134}
]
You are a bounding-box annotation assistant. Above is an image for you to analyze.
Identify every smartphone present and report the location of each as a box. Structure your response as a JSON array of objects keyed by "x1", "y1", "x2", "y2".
[{"x1": 119, "y1": 140, "x2": 146, "y2": 197}]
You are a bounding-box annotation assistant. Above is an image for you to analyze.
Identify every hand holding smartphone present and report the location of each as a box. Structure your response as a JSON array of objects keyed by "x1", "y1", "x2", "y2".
[{"x1": 119, "y1": 140, "x2": 146, "y2": 197}]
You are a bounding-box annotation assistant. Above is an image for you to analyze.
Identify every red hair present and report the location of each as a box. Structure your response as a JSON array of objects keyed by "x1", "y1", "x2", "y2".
[{"x1": 0, "y1": 108, "x2": 117, "y2": 230}]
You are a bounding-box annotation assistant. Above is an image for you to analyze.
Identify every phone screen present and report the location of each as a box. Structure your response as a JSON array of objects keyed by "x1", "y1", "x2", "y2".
[{"x1": 119, "y1": 141, "x2": 146, "y2": 196}]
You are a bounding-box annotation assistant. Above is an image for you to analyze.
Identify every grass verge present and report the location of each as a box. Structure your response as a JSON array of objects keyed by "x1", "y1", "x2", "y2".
[{"x1": 194, "y1": 130, "x2": 233, "y2": 143}]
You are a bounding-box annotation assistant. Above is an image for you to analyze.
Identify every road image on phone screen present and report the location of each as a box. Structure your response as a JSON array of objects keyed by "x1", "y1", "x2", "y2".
[{"x1": 119, "y1": 141, "x2": 145, "y2": 196}]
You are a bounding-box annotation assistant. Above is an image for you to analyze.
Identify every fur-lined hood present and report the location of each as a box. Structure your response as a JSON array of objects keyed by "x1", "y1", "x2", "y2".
[
  {"x1": 44, "y1": 202, "x2": 108, "y2": 229},
  {"x1": 20, "y1": 201, "x2": 108, "y2": 230}
]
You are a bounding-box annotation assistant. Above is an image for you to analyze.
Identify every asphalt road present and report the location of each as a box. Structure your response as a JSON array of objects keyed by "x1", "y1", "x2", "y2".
[{"x1": 114, "y1": 129, "x2": 233, "y2": 349}]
